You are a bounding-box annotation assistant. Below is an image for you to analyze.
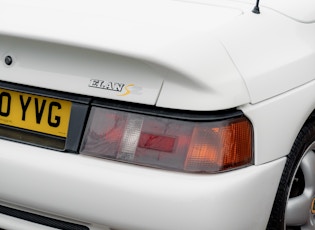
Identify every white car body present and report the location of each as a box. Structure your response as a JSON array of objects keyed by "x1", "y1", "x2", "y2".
[{"x1": 0, "y1": 0, "x2": 315, "y2": 229}]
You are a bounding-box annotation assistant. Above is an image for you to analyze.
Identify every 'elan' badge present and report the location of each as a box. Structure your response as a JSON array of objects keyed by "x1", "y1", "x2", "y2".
[
  {"x1": 89, "y1": 79, "x2": 125, "y2": 92},
  {"x1": 89, "y1": 79, "x2": 140, "y2": 96}
]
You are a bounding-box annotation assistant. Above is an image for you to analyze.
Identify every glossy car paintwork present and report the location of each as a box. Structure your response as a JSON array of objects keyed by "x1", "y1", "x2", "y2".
[{"x1": 0, "y1": 0, "x2": 314, "y2": 229}]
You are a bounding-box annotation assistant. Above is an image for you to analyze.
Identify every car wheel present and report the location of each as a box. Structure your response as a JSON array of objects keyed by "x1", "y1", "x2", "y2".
[{"x1": 267, "y1": 118, "x2": 315, "y2": 230}]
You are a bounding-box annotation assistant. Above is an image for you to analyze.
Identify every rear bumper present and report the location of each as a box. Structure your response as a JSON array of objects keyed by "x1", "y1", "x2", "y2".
[{"x1": 0, "y1": 139, "x2": 286, "y2": 230}]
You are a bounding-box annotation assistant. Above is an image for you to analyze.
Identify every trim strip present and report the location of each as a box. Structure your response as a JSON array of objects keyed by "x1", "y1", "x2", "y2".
[
  {"x1": 0, "y1": 205, "x2": 89, "y2": 230},
  {"x1": 92, "y1": 98, "x2": 243, "y2": 122}
]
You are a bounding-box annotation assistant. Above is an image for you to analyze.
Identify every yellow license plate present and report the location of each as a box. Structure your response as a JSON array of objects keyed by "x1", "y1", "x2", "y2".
[{"x1": 0, "y1": 88, "x2": 72, "y2": 138}]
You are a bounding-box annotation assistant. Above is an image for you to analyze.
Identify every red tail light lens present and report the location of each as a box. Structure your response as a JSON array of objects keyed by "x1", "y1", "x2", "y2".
[
  {"x1": 80, "y1": 107, "x2": 253, "y2": 173},
  {"x1": 138, "y1": 133, "x2": 176, "y2": 152}
]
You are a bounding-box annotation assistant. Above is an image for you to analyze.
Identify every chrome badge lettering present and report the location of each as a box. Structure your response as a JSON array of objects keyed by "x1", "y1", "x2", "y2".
[
  {"x1": 89, "y1": 79, "x2": 141, "y2": 96},
  {"x1": 89, "y1": 79, "x2": 125, "y2": 92}
]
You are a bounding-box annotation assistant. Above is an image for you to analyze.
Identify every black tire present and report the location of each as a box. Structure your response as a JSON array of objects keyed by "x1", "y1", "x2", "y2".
[{"x1": 267, "y1": 117, "x2": 315, "y2": 230}]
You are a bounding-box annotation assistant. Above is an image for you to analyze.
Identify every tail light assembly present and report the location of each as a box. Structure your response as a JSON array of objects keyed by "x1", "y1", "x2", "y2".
[{"x1": 80, "y1": 105, "x2": 253, "y2": 173}]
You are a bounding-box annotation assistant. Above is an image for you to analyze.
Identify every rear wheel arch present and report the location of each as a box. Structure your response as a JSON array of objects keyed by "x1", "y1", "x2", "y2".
[{"x1": 267, "y1": 112, "x2": 315, "y2": 230}]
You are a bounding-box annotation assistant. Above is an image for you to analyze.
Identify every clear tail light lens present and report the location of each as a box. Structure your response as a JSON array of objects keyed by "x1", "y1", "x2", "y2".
[{"x1": 80, "y1": 107, "x2": 253, "y2": 173}]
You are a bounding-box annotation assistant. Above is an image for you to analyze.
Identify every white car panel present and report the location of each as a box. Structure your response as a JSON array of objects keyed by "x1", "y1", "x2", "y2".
[
  {"x1": 235, "y1": 0, "x2": 315, "y2": 22},
  {"x1": 0, "y1": 0, "x2": 252, "y2": 110},
  {"x1": 0, "y1": 0, "x2": 314, "y2": 229},
  {"x1": 241, "y1": 79, "x2": 315, "y2": 164},
  {"x1": 217, "y1": 8, "x2": 315, "y2": 104},
  {"x1": 260, "y1": 0, "x2": 315, "y2": 23},
  {"x1": 155, "y1": 36, "x2": 250, "y2": 110},
  {"x1": 0, "y1": 140, "x2": 286, "y2": 230},
  {"x1": 0, "y1": 35, "x2": 163, "y2": 105}
]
